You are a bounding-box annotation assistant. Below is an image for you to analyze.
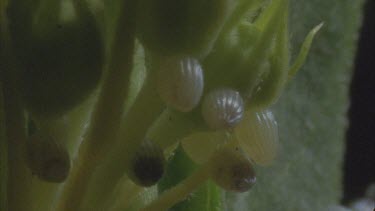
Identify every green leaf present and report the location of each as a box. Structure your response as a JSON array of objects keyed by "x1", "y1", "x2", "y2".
[{"x1": 226, "y1": 0, "x2": 365, "y2": 210}]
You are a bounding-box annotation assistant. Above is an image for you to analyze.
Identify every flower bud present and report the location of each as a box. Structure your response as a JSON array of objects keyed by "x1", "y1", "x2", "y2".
[
  {"x1": 8, "y1": 0, "x2": 104, "y2": 117},
  {"x1": 136, "y1": 0, "x2": 231, "y2": 57}
]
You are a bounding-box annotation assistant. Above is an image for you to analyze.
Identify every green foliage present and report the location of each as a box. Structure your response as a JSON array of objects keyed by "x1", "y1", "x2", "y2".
[
  {"x1": 136, "y1": 0, "x2": 231, "y2": 57},
  {"x1": 0, "y1": 0, "x2": 365, "y2": 210},
  {"x1": 225, "y1": 0, "x2": 365, "y2": 210}
]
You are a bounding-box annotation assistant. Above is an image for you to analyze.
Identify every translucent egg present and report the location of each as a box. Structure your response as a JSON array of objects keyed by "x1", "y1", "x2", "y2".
[
  {"x1": 234, "y1": 110, "x2": 278, "y2": 166},
  {"x1": 181, "y1": 132, "x2": 227, "y2": 164},
  {"x1": 209, "y1": 147, "x2": 256, "y2": 192},
  {"x1": 156, "y1": 57, "x2": 204, "y2": 112},
  {"x1": 128, "y1": 139, "x2": 165, "y2": 187},
  {"x1": 202, "y1": 88, "x2": 244, "y2": 130},
  {"x1": 27, "y1": 132, "x2": 70, "y2": 183}
]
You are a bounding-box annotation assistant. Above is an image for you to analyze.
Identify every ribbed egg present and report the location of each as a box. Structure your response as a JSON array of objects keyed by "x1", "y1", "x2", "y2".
[
  {"x1": 128, "y1": 139, "x2": 165, "y2": 187},
  {"x1": 234, "y1": 110, "x2": 278, "y2": 166},
  {"x1": 209, "y1": 147, "x2": 256, "y2": 192},
  {"x1": 202, "y1": 88, "x2": 244, "y2": 130},
  {"x1": 26, "y1": 132, "x2": 70, "y2": 183},
  {"x1": 156, "y1": 57, "x2": 204, "y2": 112}
]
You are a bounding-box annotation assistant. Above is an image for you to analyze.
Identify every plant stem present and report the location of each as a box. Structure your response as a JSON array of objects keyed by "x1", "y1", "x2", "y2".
[
  {"x1": 0, "y1": 82, "x2": 8, "y2": 211},
  {"x1": 149, "y1": 109, "x2": 203, "y2": 149},
  {"x1": 1, "y1": 6, "x2": 34, "y2": 209},
  {"x1": 79, "y1": 66, "x2": 165, "y2": 210},
  {"x1": 141, "y1": 165, "x2": 211, "y2": 211},
  {"x1": 54, "y1": 0, "x2": 137, "y2": 209}
]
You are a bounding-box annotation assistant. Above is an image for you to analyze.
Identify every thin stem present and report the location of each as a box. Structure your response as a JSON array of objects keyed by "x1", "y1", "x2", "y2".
[
  {"x1": 0, "y1": 83, "x2": 8, "y2": 211},
  {"x1": 108, "y1": 178, "x2": 145, "y2": 211},
  {"x1": 79, "y1": 68, "x2": 165, "y2": 210},
  {"x1": 141, "y1": 165, "x2": 211, "y2": 211},
  {"x1": 149, "y1": 109, "x2": 203, "y2": 149},
  {"x1": 54, "y1": 0, "x2": 137, "y2": 210},
  {"x1": 1, "y1": 7, "x2": 34, "y2": 210}
]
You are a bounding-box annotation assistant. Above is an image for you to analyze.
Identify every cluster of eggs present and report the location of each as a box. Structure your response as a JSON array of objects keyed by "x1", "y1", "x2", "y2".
[{"x1": 153, "y1": 56, "x2": 279, "y2": 192}]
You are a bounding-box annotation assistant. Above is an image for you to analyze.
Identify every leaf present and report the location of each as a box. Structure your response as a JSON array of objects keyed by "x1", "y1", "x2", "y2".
[{"x1": 226, "y1": 0, "x2": 365, "y2": 210}]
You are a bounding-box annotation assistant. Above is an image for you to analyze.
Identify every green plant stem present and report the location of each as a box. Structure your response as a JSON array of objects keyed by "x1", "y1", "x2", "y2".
[
  {"x1": 79, "y1": 67, "x2": 165, "y2": 210},
  {"x1": 54, "y1": 0, "x2": 137, "y2": 210},
  {"x1": 149, "y1": 109, "x2": 204, "y2": 149},
  {"x1": 25, "y1": 98, "x2": 95, "y2": 211},
  {"x1": 1, "y1": 7, "x2": 34, "y2": 209},
  {"x1": 108, "y1": 178, "x2": 145, "y2": 210},
  {"x1": 3, "y1": 80, "x2": 32, "y2": 211},
  {"x1": 141, "y1": 165, "x2": 211, "y2": 211},
  {"x1": 0, "y1": 82, "x2": 7, "y2": 211}
]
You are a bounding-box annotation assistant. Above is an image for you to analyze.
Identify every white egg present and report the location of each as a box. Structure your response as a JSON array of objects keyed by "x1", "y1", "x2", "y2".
[
  {"x1": 156, "y1": 57, "x2": 204, "y2": 112},
  {"x1": 234, "y1": 110, "x2": 278, "y2": 166},
  {"x1": 202, "y1": 88, "x2": 244, "y2": 130}
]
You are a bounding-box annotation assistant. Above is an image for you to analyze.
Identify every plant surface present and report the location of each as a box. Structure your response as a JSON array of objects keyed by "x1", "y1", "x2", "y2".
[{"x1": 0, "y1": 0, "x2": 364, "y2": 210}]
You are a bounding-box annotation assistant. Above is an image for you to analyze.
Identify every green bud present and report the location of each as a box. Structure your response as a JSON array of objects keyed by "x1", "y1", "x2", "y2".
[
  {"x1": 136, "y1": 0, "x2": 231, "y2": 57},
  {"x1": 8, "y1": 0, "x2": 104, "y2": 117}
]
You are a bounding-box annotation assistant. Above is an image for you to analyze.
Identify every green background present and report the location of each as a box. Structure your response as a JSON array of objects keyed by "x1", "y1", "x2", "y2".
[{"x1": 225, "y1": 1, "x2": 365, "y2": 210}]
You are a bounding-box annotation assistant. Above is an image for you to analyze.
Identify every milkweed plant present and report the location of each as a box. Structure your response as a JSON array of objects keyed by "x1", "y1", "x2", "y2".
[{"x1": 0, "y1": 0, "x2": 323, "y2": 210}]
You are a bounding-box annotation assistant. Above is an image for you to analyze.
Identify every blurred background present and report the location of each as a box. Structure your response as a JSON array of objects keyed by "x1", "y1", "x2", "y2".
[{"x1": 343, "y1": 0, "x2": 375, "y2": 204}]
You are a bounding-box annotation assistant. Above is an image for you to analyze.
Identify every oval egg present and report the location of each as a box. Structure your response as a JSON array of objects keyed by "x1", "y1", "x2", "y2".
[
  {"x1": 202, "y1": 88, "x2": 244, "y2": 130},
  {"x1": 128, "y1": 139, "x2": 166, "y2": 187},
  {"x1": 234, "y1": 110, "x2": 279, "y2": 166},
  {"x1": 156, "y1": 57, "x2": 204, "y2": 112},
  {"x1": 209, "y1": 147, "x2": 256, "y2": 192}
]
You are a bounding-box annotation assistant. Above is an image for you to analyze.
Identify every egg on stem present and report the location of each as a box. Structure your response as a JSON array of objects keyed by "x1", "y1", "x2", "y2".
[
  {"x1": 26, "y1": 130, "x2": 70, "y2": 183},
  {"x1": 202, "y1": 88, "x2": 244, "y2": 130},
  {"x1": 208, "y1": 146, "x2": 256, "y2": 192},
  {"x1": 127, "y1": 139, "x2": 166, "y2": 187},
  {"x1": 156, "y1": 57, "x2": 204, "y2": 112},
  {"x1": 235, "y1": 110, "x2": 279, "y2": 166}
]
